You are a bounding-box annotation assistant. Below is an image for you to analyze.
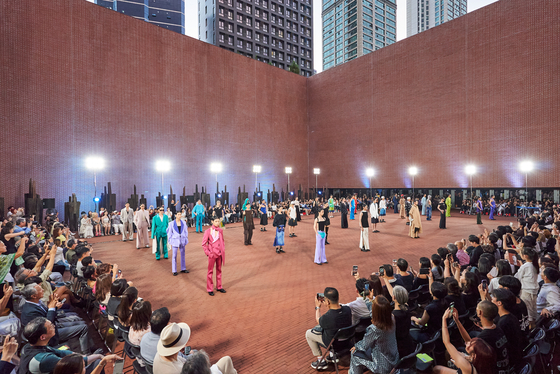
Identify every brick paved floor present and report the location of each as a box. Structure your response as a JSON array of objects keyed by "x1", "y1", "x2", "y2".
[{"x1": 89, "y1": 210, "x2": 508, "y2": 373}]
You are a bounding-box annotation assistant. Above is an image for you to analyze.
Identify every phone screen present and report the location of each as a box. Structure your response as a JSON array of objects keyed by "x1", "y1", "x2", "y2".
[{"x1": 352, "y1": 265, "x2": 358, "y2": 276}]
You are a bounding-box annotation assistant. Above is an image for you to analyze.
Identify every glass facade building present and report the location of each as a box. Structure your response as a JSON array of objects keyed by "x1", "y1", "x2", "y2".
[
  {"x1": 407, "y1": 0, "x2": 466, "y2": 37},
  {"x1": 322, "y1": 0, "x2": 396, "y2": 71}
]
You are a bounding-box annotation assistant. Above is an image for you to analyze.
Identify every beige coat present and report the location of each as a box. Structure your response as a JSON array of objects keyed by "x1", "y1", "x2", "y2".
[
  {"x1": 409, "y1": 205, "x2": 423, "y2": 238},
  {"x1": 399, "y1": 198, "x2": 406, "y2": 218}
]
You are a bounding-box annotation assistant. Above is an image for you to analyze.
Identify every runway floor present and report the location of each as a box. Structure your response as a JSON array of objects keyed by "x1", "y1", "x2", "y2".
[{"x1": 88, "y1": 210, "x2": 509, "y2": 373}]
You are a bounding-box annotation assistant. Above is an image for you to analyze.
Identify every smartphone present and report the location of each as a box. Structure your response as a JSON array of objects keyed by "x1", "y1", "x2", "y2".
[
  {"x1": 379, "y1": 266, "x2": 385, "y2": 277},
  {"x1": 409, "y1": 266, "x2": 414, "y2": 273},
  {"x1": 60, "y1": 298, "x2": 66, "y2": 304},
  {"x1": 419, "y1": 268, "x2": 429, "y2": 275},
  {"x1": 363, "y1": 283, "x2": 370, "y2": 299},
  {"x1": 317, "y1": 293, "x2": 325, "y2": 302},
  {"x1": 118, "y1": 269, "x2": 122, "y2": 275},
  {"x1": 352, "y1": 265, "x2": 358, "y2": 276},
  {"x1": 0, "y1": 335, "x2": 5, "y2": 345},
  {"x1": 392, "y1": 259, "x2": 397, "y2": 266},
  {"x1": 481, "y1": 280, "x2": 488, "y2": 291},
  {"x1": 449, "y1": 302, "x2": 455, "y2": 315}
]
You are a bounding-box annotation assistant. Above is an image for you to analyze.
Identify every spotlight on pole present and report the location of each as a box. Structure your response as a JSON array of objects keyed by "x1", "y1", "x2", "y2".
[
  {"x1": 253, "y1": 165, "x2": 262, "y2": 173},
  {"x1": 285, "y1": 167, "x2": 292, "y2": 174},
  {"x1": 519, "y1": 161, "x2": 534, "y2": 173},
  {"x1": 465, "y1": 165, "x2": 476, "y2": 176},
  {"x1": 155, "y1": 160, "x2": 171, "y2": 172},
  {"x1": 408, "y1": 166, "x2": 418, "y2": 176},
  {"x1": 85, "y1": 157, "x2": 105, "y2": 171},
  {"x1": 93, "y1": 197, "x2": 100, "y2": 203},
  {"x1": 210, "y1": 162, "x2": 223, "y2": 174},
  {"x1": 313, "y1": 168, "x2": 320, "y2": 175},
  {"x1": 366, "y1": 168, "x2": 375, "y2": 177}
]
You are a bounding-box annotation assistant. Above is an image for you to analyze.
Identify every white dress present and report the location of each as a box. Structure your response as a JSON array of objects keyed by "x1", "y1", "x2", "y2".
[{"x1": 80, "y1": 217, "x2": 94, "y2": 238}]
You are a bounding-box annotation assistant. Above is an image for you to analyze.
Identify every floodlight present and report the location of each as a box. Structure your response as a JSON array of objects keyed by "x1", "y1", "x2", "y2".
[
  {"x1": 217, "y1": 193, "x2": 222, "y2": 198},
  {"x1": 253, "y1": 165, "x2": 262, "y2": 173},
  {"x1": 285, "y1": 167, "x2": 292, "y2": 174},
  {"x1": 519, "y1": 161, "x2": 534, "y2": 173},
  {"x1": 163, "y1": 195, "x2": 168, "y2": 199},
  {"x1": 318, "y1": 191, "x2": 322, "y2": 195},
  {"x1": 85, "y1": 156, "x2": 105, "y2": 171},
  {"x1": 93, "y1": 197, "x2": 100, "y2": 202},
  {"x1": 313, "y1": 168, "x2": 320, "y2": 175},
  {"x1": 366, "y1": 168, "x2": 375, "y2": 177},
  {"x1": 465, "y1": 165, "x2": 476, "y2": 176},
  {"x1": 408, "y1": 166, "x2": 418, "y2": 176},
  {"x1": 210, "y1": 162, "x2": 223, "y2": 173},
  {"x1": 257, "y1": 192, "x2": 261, "y2": 197},
  {"x1": 155, "y1": 160, "x2": 171, "y2": 172},
  {"x1": 290, "y1": 191, "x2": 294, "y2": 196}
]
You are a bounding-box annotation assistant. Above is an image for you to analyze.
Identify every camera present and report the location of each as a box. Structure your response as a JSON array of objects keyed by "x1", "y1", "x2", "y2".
[
  {"x1": 378, "y1": 266, "x2": 385, "y2": 277},
  {"x1": 316, "y1": 293, "x2": 325, "y2": 302}
]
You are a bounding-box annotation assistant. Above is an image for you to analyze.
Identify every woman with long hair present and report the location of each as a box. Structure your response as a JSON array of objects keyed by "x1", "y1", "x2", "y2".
[
  {"x1": 488, "y1": 259, "x2": 512, "y2": 294},
  {"x1": 128, "y1": 300, "x2": 152, "y2": 345},
  {"x1": 54, "y1": 352, "x2": 122, "y2": 374},
  {"x1": 313, "y1": 209, "x2": 327, "y2": 265},
  {"x1": 349, "y1": 295, "x2": 398, "y2": 374},
  {"x1": 94, "y1": 273, "x2": 113, "y2": 305},
  {"x1": 433, "y1": 309, "x2": 496, "y2": 374},
  {"x1": 117, "y1": 287, "x2": 138, "y2": 327}
]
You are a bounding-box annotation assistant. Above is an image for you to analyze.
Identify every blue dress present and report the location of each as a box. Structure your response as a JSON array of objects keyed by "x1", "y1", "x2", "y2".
[
  {"x1": 350, "y1": 199, "x2": 356, "y2": 220},
  {"x1": 349, "y1": 319, "x2": 399, "y2": 374}
]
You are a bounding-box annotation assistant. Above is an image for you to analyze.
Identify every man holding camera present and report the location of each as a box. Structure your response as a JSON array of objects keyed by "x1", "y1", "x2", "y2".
[{"x1": 305, "y1": 287, "x2": 352, "y2": 370}]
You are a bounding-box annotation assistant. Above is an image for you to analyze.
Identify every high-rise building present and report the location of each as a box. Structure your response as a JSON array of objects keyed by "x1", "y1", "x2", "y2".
[
  {"x1": 199, "y1": 0, "x2": 314, "y2": 77},
  {"x1": 407, "y1": 0, "x2": 466, "y2": 37},
  {"x1": 91, "y1": 0, "x2": 185, "y2": 34},
  {"x1": 322, "y1": 0, "x2": 396, "y2": 71}
]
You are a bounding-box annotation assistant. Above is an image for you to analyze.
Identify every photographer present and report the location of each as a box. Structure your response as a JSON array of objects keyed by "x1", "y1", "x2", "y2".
[{"x1": 342, "y1": 276, "x2": 373, "y2": 328}]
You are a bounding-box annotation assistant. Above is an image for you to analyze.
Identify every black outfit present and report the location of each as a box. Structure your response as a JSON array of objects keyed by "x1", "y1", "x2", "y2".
[
  {"x1": 462, "y1": 292, "x2": 479, "y2": 311},
  {"x1": 478, "y1": 327, "x2": 510, "y2": 374},
  {"x1": 361, "y1": 211, "x2": 369, "y2": 228},
  {"x1": 107, "y1": 296, "x2": 122, "y2": 317},
  {"x1": 438, "y1": 202, "x2": 446, "y2": 228},
  {"x1": 0, "y1": 361, "x2": 15, "y2": 374},
  {"x1": 423, "y1": 299, "x2": 448, "y2": 336},
  {"x1": 319, "y1": 306, "x2": 352, "y2": 346},
  {"x1": 396, "y1": 273, "x2": 414, "y2": 292},
  {"x1": 259, "y1": 206, "x2": 268, "y2": 226},
  {"x1": 340, "y1": 202, "x2": 349, "y2": 228},
  {"x1": 392, "y1": 309, "x2": 416, "y2": 357},
  {"x1": 444, "y1": 294, "x2": 467, "y2": 316},
  {"x1": 382, "y1": 278, "x2": 404, "y2": 303},
  {"x1": 318, "y1": 220, "x2": 326, "y2": 232},
  {"x1": 243, "y1": 210, "x2": 254, "y2": 245},
  {"x1": 468, "y1": 245, "x2": 484, "y2": 267},
  {"x1": 295, "y1": 204, "x2": 301, "y2": 221},
  {"x1": 412, "y1": 275, "x2": 429, "y2": 290},
  {"x1": 272, "y1": 213, "x2": 286, "y2": 227},
  {"x1": 496, "y1": 313, "x2": 524, "y2": 369},
  {"x1": 510, "y1": 299, "x2": 530, "y2": 333},
  {"x1": 322, "y1": 208, "x2": 331, "y2": 244}
]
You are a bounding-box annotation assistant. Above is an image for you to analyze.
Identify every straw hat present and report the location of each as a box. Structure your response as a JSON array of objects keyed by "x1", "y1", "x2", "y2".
[{"x1": 157, "y1": 323, "x2": 191, "y2": 356}]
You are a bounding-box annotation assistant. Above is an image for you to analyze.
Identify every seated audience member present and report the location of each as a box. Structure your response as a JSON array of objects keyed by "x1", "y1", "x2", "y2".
[
  {"x1": 305, "y1": 287, "x2": 352, "y2": 370},
  {"x1": 0, "y1": 335, "x2": 18, "y2": 374},
  {"x1": 140, "y1": 307, "x2": 171, "y2": 365},
  {"x1": 537, "y1": 267, "x2": 560, "y2": 317},
  {"x1": 20, "y1": 283, "x2": 91, "y2": 354},
  {"x1": 411, "y1": 257, "x2": 431, "y2": 289},
  {"x1": 488, "y1": 259, "x2": 512, "y2": 294},
  {"x1": 380, "y1": 264, "x2": 404, "y2": 302},
  {"x1": 384, "y1": 283, "x2": 415, "y2": 358},
  {"x1": 83, "y1": 266, "x2": 97, "y2": 289},
  {"x1": 454, "y1": 240, "x2": 470, "y2": 267},
  {"x1": 116, "y1": 287, "x2": 138, "y2": 328},
  {"x1": 111, "y1": 212, "x2": 123, "y2": 236},
  {"x1": 498, "y1": 275, "x2": 530, "y2": 332},
  {"x1": 53, "y1": 353, "x2": 122, "y2": 374},
  {"x1": 129, "y1": 300, "x2": 152, "y2": 346},
  {"x1": 411, "y1": 280, "x2": 448, "y2": 342},
  {"x1": 342, "y1": 278, "x2": 372, "y2": 329},
  {"x1": 467, "y1": 235, "x2": 484, "y2": 267},
  {"x1": 492, "y1": 288, "x2": 524, "y2": 370},
  {"x1": 19, "y1": 317, "x2": 113, "y2": 374},
  {"x1": 477, "y1": 254, "x2": 494, "y2": 283},
  {"x1": 431, "y1": 254, "x2": 444, "y2": 282},
  {"x1": 433, "y1": 310, "x2": 495, "y2": 374},
  {"x1": 79, "y1": 213, "x2": 94, "y2": 239},
  {"x1": 444, "y1": 277, "x2": 466, "y2": 315},
  {"x1": 456, "y1": 301, "x2": 510, "y2": 374},
  {"x1": 74, "y1": 247, "x2": 92, "y2": 277},
  {"x1": 64, "y1": 239, "x2": 77, "y2": 265},
  {"x1": 456, "y1": 267, "x2": 480, "y2": 311},
  {"x1": 94, "y1": 274, "x2": 113, "y2": 311},
  {"x1": 107, "y1": 279, "x2": 129, "y2": 320},
  {"x1": 394, "y1": 258, "x2": 414, "y2": 291},
  {"x1": 181, "y1": 350, "x2": 237, "y2": 374},
  {"x1": 0, "y1": 283, "x2": 20, "y2": 337},
  {"x1": 348, "y1": 296, "x2": 398, "y2": 374},
  {"x1": 154, "y1": 323, "x2": 192, "y2": 374},
  {"x1": 368, "y1": 274, "x2": 383, "y2": 298}
]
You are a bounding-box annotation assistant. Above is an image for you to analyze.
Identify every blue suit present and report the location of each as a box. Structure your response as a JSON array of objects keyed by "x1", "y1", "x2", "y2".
[{"x1": 192, "y1": 203, "x2": 205, "y2": 232}]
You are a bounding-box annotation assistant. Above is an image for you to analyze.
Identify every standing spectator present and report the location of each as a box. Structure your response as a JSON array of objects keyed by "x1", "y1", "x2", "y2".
[
  {"x1": 491, "y1": 288, "x2": 524, "y2": 370},
  {"x1": 358, "y1": 204, "x2": 370, "y2": 252},
  {"x1": 514, "y1": 247, "x2": 539, "y2": 323}
]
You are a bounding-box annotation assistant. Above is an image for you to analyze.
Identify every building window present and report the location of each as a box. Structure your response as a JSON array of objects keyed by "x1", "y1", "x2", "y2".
[
  {"x1": 237, "y1": 39, "x2": 243, "y2": 47},
  {"x1": 237, "y1": 14, "x2": 243, "y2": 22},
  {"x1": 237, "y1": 25, "x2": 243, "y2": 34},
  {"x1": 219, "y1": 20, "x2": 224, "y2": 29},
  {"x1": 219, "y1": 33, "x2": 225, "y2": 42}
]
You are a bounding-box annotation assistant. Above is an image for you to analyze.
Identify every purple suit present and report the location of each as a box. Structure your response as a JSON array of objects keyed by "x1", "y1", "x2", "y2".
[{"x1": 166, "y1": 220, "x2": 189, "y2": 273}]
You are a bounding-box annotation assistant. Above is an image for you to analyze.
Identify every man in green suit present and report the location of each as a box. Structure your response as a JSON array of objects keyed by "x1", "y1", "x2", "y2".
[
  {"x1": 151, "y1": 207, "x2": 169, "y2": 260},
  {"x1": 445, "y1": 194, "x2": 452, "y2": 217}
]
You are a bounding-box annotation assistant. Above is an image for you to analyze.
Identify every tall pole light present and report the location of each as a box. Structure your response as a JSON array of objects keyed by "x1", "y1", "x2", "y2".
[
  {"x1": 408, "y1": 166, "x2": 418, "y2": 199},
  {"x1": 155, "y1": 160, "x2": 171, "y2": 195},
  {"x1": 85, "y1": 156, "x2": 105, "y2": 212},
  {"x1": 313, "y1": 168, "x2": 320, "y2": 196},
  {"x1": 366, "y1": 168, "x2": 375, "y2": 198},
  {"x1": 210, "y1": 162, "x2": 223, "y2": 183},
  {"x1": 465, "y1": 165, "x2": 476, "y2": 214},
  {"x1": 519, "y1": 161, "x2": 534, "y2": 203},
  {"x1": 253, "y1": 165, "x2": 262, "y2": 192},
  {"x1": 285, "y1": 167, "x2": 292, "y2": 196}
]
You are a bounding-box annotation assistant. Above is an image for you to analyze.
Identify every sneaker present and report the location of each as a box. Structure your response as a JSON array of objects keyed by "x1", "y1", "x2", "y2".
[
  {"x1": 324, "y1": 353, "x2": 339, "y2": 363},
  {"x1": 311, "y1": 360, "x2": 328, "y2": 370}
]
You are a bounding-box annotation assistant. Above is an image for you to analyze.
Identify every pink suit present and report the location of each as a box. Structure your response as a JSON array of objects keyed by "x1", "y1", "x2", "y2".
[{"x1": 202, "y1": 226, "x2": 225, "y2": 292}]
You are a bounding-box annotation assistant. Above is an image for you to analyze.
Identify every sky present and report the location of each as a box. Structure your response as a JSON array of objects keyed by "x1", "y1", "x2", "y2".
[{"x1": 89, "y1": 0, "x2": 498, "y2": 73}]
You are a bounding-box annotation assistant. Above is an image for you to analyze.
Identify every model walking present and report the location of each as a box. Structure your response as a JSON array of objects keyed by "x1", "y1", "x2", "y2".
[
  {"x1": 350, "y1": 196, "x2": 356, "y2": 220},
  {"x1": 359, "y1": 204, "x2": 370, "y2": 252},
  {"x1": 426, "y1": 196, "x2": 432, "y2": 221},
  {"x1": 438, "y1": 198, "x2": 446, "y2": 229},
  {"x1": 273, "y1": 206, "x2": 286, "y2": 253},
  {"x1": 323, "y1": 204, "x2": 331, "y2": 245},
  {"x1": 242, "y1": 198, "x2": 254, "y2": 245},
  {"x1": 134, "y1": 204, "x2": 151, "y2": 249},
  {"x1": 399, "y1": 195, "x2": 406, "y2": 219},
  {"x1": 167, "y1": 212, "x2": 189, "y2": 276},
  {"x1": 259, "y1": 200, "x2": 268, "y2": 231},
  {"x1": 476, "y1": 197, "x2": 483, "y2": 224},
  {"x1": 445, "y1": 194, "x2": 452, "y2": 217},
  {"x1": 489, "y1": 196, "x2": 496, "y2": 220},
  {"x1": 313, "y1": 209, "x2": 327, "y2": 265},
  {"x1": 421, "y1": 194, "x2": 427, "y2": 216},
  {"x1": 340, "y1": 198, "x2": 349, "y2": 228},
  {"x1": 409, "y1": 200, "x2": 422, "y2": 239},
  {"x1": 379, "y1": 196, "x2": 386, "y2": 223},
  {"x1": 328, "y1": 195, "x2": 335, "y2": 218},
  {"x1": 370, "y1": 197, "x2": 379, "y2": 233},
  {"x1": 151, "y1": 207, "x2": 169, "y2": 260},
  {"x1": 202, "y1": 217, "x2": 226, "y2": 296},
  {"x1": 192, "y1": 200, "x2": 205, "y2": 233},
  {"x1": 288, "y1": 201, "x2": 298, "y2": 237}
]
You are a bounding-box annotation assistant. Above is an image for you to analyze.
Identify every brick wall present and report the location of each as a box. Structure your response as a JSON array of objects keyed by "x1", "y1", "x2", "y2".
[
  {"x1": 307, "y1": 0, "x2": 560, "y2": 190},
  {"x1": 0, "y1": 0, "x2": 309, "y2": 214}
]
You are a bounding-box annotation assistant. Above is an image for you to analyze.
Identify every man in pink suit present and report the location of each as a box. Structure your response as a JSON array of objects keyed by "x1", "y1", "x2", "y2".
[
  {"x1": 134, "y1": 204, "x2": 151, "y2": 249},
  {"x1": 202, "y1": 217, "x2": 226, "y2": 296}
]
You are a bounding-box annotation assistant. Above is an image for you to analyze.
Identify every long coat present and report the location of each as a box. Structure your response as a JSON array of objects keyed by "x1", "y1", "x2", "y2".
[{"x1": 409, "y1": 205, "x2": 423, "y2": 237}]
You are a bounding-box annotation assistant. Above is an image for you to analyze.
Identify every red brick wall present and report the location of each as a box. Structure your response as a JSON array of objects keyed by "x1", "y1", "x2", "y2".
[
  {"x1": 307, "y1": 0, "x2": 560, "y2": 190},
  {"x1": 0, "y1": 0, "x2": 309, "y2": 213}
]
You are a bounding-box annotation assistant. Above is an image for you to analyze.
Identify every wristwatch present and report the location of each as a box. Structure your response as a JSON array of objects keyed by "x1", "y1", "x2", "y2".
[{"x1": 315, "y1": 306, "x2": 320, "y2": 310}]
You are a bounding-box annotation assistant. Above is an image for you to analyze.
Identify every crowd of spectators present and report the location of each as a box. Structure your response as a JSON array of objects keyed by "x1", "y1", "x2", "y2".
[
  {"x1": 306, "y1": 204, "x2": 560, "y2": 373},
  {"x1": 0, "y1": 208, "x2": 237, "y2": 374}
]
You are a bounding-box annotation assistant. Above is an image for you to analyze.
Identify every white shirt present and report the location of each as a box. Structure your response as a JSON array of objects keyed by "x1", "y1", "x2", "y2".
[
  {"x1": 369, "y1": 202, "x2": 379, "y2": 219},
  {"x1": 289, "y1": 206, "x2": 297, "y2": 219},
  {"x1": 514, "y1": 262, "x2": 539, "y2": 294},
  {"x1": 379, "y1": 199, "x2": 387, "y2": 209}
]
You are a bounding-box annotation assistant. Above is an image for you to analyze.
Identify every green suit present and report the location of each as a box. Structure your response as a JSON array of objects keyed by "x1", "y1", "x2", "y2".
[
  {"x1": 151, "y1": 214, "x2": 169, "y2": 260},
  {"x1": 445, "y1": 197, "x2": 452, "y2": 217}
]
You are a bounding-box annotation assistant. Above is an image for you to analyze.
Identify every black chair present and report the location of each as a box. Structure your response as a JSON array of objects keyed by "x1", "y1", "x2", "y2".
[
  {"x1": 416, "y1": 284, "x2": 431, "y2": 306},
  {"x1": 407, "y1": 287, "x2": 420, "y2": 312},
  {"x1": 525, "y1": 328, "x2": 547, "y2": 372},
  {"x1": 389, "y1": 343, "x2": 422, "y2": 374},
  {"x1": 542, "y1": 318, "x2": 560, "y2": 356},
  {"x1": 515, "y1": 361, "x2": 532, "y2": 374},
  {"x1": 521, "y1": 343, "x2": 539, "y2": 372},
  {"x1": 354, "y1": 316, "x2": 372, "y2": 341},
  {"x1": 319, "y1": 324, "x2": 357, "y2": 374},
  {"x1": 416, "y1": 330, "x2": 441, "y2": 372},
  {"x1": 132, "y1": 358, "x2": 153, "y2": 374}
]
